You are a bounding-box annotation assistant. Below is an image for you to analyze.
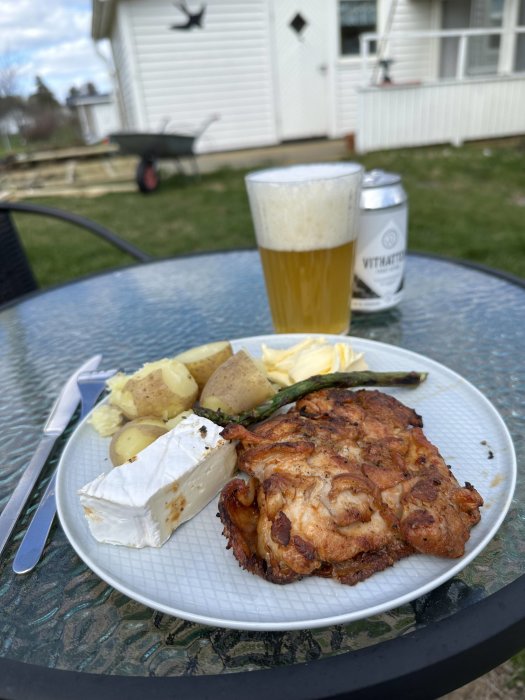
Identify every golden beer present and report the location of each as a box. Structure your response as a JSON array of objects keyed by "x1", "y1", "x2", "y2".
[
  {"x1": 246, "y1": 162, "x2": 363, "y2": 335},
  {"x1": 259, "y1": 241, "x2": 355, "y2": 334}
]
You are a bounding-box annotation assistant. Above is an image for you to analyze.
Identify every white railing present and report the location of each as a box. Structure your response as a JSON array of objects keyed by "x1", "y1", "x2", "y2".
[
  {"x1": 360, "y1": 27, "x2": 525, "y2": 85},
  {"x1": 355, "y1": 27, "x2": 525, "y2": 152}
]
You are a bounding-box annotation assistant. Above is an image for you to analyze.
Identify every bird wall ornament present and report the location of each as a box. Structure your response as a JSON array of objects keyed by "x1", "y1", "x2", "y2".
[{"x1": 170, "y1": 1, "x2": 206, "y2": 30}]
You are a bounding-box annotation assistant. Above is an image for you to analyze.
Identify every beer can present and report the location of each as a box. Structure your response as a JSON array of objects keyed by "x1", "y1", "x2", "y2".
[{"x1": 352, "y1": 169, "x2": 408, "y2": 312}]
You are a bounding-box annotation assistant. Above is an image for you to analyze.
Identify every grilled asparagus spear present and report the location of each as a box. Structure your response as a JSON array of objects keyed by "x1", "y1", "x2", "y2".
[{"x1": 194, "y1": 370, "x2": 428, "y2": 427}]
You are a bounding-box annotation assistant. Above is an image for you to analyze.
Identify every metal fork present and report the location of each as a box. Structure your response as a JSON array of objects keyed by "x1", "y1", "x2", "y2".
[{"x1": 12, "y1": 367, "x2": 118, "y2": 574}]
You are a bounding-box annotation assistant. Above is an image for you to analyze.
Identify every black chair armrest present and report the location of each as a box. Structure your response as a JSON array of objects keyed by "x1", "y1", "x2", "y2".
[{"x1": 0, "y1": 201, "x2": 153, "y2": 263}]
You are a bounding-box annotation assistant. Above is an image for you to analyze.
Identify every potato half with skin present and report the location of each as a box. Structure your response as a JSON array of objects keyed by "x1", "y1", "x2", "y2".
[
  {"x1": 200, "y1": 349, "x2": 276, "y2": 414},
  {"x1": 109, "y1": 359, "x2": 199, "y2": 421},
  {"x1": 109, "y1": 420, "x2": 168, "y2": 466},
  {"x1": 174, "y1": 340, "x2": 233, "y2": 391},
  {"x1": 130, "y1": 415, "x2": 167, "y2": 428}
]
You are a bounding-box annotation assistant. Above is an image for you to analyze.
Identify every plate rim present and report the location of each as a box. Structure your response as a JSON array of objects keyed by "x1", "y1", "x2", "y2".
[{"x1": 56, "y1": 334, "x2": 517, "y2": 631}]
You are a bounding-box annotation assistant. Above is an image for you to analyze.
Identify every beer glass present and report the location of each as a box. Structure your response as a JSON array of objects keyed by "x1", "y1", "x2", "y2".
[{"x1": 246, "y1": 162, "x2": 363, "y2": 335}]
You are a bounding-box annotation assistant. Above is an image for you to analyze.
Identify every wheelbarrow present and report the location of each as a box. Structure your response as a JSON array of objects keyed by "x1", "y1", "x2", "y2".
[{"x1": 110, "y1": 114, "x2": 218, "y2": 193}]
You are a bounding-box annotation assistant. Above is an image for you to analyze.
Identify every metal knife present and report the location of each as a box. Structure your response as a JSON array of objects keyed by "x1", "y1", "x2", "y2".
[
  {"x1": 0, "y1": 354, "x2": 102, "y2": 560},
  {"x1": 13, "y1": 366, "x2": 117, "y2": 574}
]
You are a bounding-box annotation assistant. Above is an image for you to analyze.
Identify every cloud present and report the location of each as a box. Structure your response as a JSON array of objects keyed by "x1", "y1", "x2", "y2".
[{"x1": 0, "y1": 0, "x2": 111, "y2": 101}]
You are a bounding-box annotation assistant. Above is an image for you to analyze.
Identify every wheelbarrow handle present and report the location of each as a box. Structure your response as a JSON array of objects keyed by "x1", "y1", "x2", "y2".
[{"x1": 196, "y1": 113, "x2": 220, "y2": 137}]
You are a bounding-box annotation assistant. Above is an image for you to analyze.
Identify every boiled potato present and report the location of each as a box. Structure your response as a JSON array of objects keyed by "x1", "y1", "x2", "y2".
[
  {"x1": 165, "y1": 409, "x2": 193, "y2": 430},
  {"x1": 200, "y1": 349, "x2": 276, "y2": 414},
  {"x1": 108, "y1": 359, "x2": 198, "y2": 421},
  {"x1": 106, "y1": 373, "x2": 135, "y2": 419},
  {"x1": 88, "y1": 403, "x2": 124, "y2": 437},
  {"x1": 109, "y1": 420, "x2": 168, "y2": 466},
  {"x1": 130, "y1": 415, "x2": 168, "y2": 428},
  {"x1": 174, "y1": 340, "x2": 233, "y2": 391}
]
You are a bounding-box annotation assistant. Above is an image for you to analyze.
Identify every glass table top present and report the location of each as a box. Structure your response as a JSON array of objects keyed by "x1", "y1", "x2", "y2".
[{"x1": 0, "y1": 250, "x2": 523, "y2": 684}]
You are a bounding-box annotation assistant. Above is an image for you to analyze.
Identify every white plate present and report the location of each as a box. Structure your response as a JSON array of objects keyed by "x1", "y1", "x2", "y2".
[{"x1": 56, "y1": 335, "x2": 517, "y2": 631}]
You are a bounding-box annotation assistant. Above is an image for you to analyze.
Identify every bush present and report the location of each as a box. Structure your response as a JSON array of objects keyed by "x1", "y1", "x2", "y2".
[{"x1": 21, "y1": 108, "x2": 60, "y2": 142}]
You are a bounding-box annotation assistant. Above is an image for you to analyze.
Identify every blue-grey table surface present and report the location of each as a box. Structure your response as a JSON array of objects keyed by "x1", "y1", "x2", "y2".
[{"x1": 0, "y1": 250, "x2": 523, "y2": 680}]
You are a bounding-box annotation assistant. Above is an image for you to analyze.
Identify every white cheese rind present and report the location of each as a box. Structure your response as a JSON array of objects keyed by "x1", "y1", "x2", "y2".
[{"x1": 78, "y1": 414, "x2": 237, "y2": 548}]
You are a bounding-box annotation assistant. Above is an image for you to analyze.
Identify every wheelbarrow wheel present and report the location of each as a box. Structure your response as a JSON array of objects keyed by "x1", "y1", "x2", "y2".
[{"x1": 136, "y1": 158, "x2": 159, "y2": 193}]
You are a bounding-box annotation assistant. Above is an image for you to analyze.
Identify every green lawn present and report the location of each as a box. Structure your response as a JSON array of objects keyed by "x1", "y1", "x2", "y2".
[{"x1": 11, "y1": 137, "x2": 525, "y2": 289}]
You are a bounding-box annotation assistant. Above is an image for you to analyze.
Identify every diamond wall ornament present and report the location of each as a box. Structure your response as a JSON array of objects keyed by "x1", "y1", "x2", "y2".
[{"x1": 289, "y1": 13, "x2": 307, "y2": 35}]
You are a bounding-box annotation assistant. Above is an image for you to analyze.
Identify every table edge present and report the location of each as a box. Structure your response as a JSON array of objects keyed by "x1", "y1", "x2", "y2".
[{"x1": 0, "y1": 573, "x2": 523, "y2": 699}]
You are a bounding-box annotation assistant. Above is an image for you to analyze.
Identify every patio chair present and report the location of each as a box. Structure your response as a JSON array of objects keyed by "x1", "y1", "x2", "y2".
[{"x1": 0, "y1": 201, "x2": 153, "y2": 306}]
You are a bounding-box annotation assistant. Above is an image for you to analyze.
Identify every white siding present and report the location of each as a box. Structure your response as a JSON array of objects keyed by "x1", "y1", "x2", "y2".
[
  {"x1": 124, "y1": 0, "x2": 277, "y2": 152},
  {"x1": 356, "y1": 75, "x2": 525, "y2": 151},
  {"x1": 335, "y1": 0, "x2": 435, "y2": 136},
  {"x1": 383, "y1": 0, "x2": 436, "y2": 83},
  {"x1": 111, "y1": 6, "x2": 139, "y2": 129},
  {"x1": 335, "y1": 60, "x2": 370, "y2": 135}
]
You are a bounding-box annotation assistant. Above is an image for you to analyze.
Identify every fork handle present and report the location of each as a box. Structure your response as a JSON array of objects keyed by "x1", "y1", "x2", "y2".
[{"x1": 12, "y1": 472, "x2": 58, "y2": 574}]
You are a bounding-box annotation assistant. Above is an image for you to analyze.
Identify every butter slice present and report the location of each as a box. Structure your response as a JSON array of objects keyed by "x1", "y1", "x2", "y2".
[
  {"x1": 78, "y1": 414, "x2": 236, "y2": 548},
  {"x1": 262, "y1": 337, "x2": 368, "y2": 386}
]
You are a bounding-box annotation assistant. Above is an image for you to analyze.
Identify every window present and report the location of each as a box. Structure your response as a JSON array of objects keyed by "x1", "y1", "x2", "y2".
[
  {"x1": 515, "y1": 0, "x2": 525, "y2": 71},
  {"x1": 468, "y1": 0, "x2": 504, "y2": 76},
  {"x1": 339, "y1": 0, "x2": 377, "y2": 56},
  {"x1": 487, "y1": 0, "x2": 503, "y2": 49}
]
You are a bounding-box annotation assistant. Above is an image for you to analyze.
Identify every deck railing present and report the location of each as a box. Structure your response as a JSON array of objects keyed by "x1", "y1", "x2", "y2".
[
  {"x1": 359, "y1": 26, "x2": 525, "y2": 85},
  {"x1": 354, "y1": 27, "x2": 525, "y2": 152}
]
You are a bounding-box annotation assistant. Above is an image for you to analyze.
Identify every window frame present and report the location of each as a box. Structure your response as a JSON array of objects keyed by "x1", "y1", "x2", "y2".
[{"x1": 338, "y1": 0, "x2": 378, "y2": 59}]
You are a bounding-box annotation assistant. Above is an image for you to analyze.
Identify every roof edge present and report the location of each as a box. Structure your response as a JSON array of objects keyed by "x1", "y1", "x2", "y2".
[{"x1": 92, "y1": 0, "x2": 116, "y2": 40}]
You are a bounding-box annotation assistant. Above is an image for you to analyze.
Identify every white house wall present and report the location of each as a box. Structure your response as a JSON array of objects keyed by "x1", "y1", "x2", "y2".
[
  {"x1": 335, "y1": 0, "x2": 435, "y2": 137},
  {"x1": 384, "y1": 0, "x2": 436, "y2": 83},
  {"x1": 105, "y1": 0, "x2": 448, "y2": 150},
  {"x1": 119, "y1": 0, "x2": 277, "y2": 152},
  {"x1": 111, "y1": 5, "x2": 140, "y2": 129},
  {"x1": 335, "y1": 61, "x2": 365, "y2": 136}
]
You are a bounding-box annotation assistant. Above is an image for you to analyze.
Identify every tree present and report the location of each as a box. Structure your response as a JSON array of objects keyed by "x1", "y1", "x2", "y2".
[
  {"x1": 23, "y1": 76, "x2": 61, "y2": 142},
  {"x1": 85, "y1": 81, "x2": 98, "y2": 96},
  {"x1": 28, "y1": 76, "x2": 60, "y2": 109},
  {"x1": 0, "y1": 48, "x2": 20, "y2": 98},
  {"x1": 68, "y1": 86, "x2": 81, "y2": 100},
  {"x1": 0, "y1": 49, "x2": 24, "y2": 149}
]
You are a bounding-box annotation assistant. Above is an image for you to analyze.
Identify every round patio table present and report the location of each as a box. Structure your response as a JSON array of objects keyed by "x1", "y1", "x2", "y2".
[{"x1": 0, "y1": 250, "x2": 523, "y2": 699}]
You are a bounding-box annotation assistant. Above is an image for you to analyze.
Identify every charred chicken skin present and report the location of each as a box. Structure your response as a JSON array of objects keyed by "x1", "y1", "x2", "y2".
[{"x1": 218, "y1": 389, "x2": 483, "y2": 585}]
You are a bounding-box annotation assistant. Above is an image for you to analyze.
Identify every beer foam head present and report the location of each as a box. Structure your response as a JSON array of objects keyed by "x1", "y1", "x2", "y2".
[
  {"x1": 246, "y1": 163, "x2": 362, "y2": 251},
  {"x1": 246, "y1": 163, "x2": 362, "y2": 184}
]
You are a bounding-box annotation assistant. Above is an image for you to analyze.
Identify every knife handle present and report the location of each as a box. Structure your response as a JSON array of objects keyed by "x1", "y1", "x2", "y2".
[
  {"x1": 0, "y1": 433, "x2": 58, "y2": 559},
  {"x1": 12, "y1": 472, "x2": 58, "y2": 574}
]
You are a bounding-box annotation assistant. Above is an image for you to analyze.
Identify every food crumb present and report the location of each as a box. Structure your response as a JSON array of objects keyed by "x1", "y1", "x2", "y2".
[{"x1": 481, "y1": 440, "x2": 495, "y2": 460}]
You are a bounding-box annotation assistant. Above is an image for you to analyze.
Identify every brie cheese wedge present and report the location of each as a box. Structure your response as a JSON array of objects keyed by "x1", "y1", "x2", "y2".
[{"x1": 78, "y1": 414, "x2": 237, "y2": 548}]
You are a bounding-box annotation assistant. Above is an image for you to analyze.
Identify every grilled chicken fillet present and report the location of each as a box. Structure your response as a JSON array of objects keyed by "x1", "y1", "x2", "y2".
[{"x1": 218, "y1": 389, "x2": 483, "y2": 585}]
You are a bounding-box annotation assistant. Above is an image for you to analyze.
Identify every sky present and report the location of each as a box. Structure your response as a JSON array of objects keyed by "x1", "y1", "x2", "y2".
[{"x1": 1, "y1": 0, "x2": 112, "y2": 102}]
